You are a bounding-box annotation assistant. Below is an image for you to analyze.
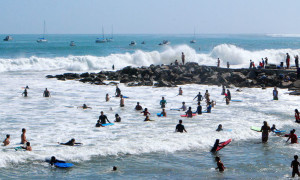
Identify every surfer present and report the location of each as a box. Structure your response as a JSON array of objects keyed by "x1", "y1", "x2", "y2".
[
  {"x1": 49, "y1": 156, "x2": 66, "y2": 166},
  {"x1": 106, "y1": 93, "x2": 110, "y2": 102},
  {"x1": 286, "y1": 130, "x2": 298, "y2": 144},
  {"x1": 273, "y1": 87, "x2": 278, "y2": 100},
  {"x1": 120, "y1": 95, "x2": 124, "y2": 107},
  {"x1": 295, "y1": 109, "x2": 300, "y2": 123},
  {"x1": 193, "y1": 92, "x2": 203, "y2": 102},
  {"x1": 112, "y1": 166, "x2": 117, "y2": 171},
  {"x1": 270, "y1": 124, "x2": 278, "y2": 132},
  {"x1": 43, "y1": 88, "x2": 51, "y2": 97},
  {"x1": 181, "y1": 52, "x2": 185, "y2": 65},
  {"x1": 215, "y1": 156, "x2": 225, "y2": 172},
  {"x1": 135, "y1": 102, "x2": 143, "y2": 110},
  {"x1": 115, "y1": 114, "x2": 121, "y2": 122},
  {"x1": 260, "y1": 121, "x2": 271, "y2": 143},
  {"x1": 115, "y1": 86, "x2": 121, "y2": 97},
  {"x1": 178, "y1": 87, "x2": 183, "y2": 95},
  {"x1": 160, "y1": 97, "x2": 167, "y2": 108},
  {"x1": 211, "y1": 139, "x2": 223, "y2": 152},
  {"x1": 216, "y1": 124, "x2": 223, "y2": 132},
  {"x1": 3, "y1": 134, "x2": 10, "y2": 146},
  {"x1": 185, "y1": 107, "x2": 193, "y2": 118},
  {"x1": 22, "y1": 89, "x2": 28, "y2": 97},
  {"x1": 291, "y1": 155, "x2": 300, "y2": 177},
  {"x1": 141, "y1": 108, "x2": 151, "y2": 116},
  {"x1": 195, "y1": 102, "x2": 202, "y2": 115},
  {"x1": 175, "y1": 120, "x2": 187, "y2": 133},
  {"x1": 180, "y1": 102, "x2": 187, "y2": 111},
  {"x1": 98, "y1": 111, "x2": 111, "y2": 125},
  {"x1": 22, "y1": 142, "x2": 32, "y2": 151},
  {"x1": 59, "y1": 138, "x2": 82, "y2": 146},
  {"x1": 21, "y1": 128, "x2": 27, "y2": 144},
  {"x1": 221, "y1": 85, "x2": 226, "y2": 95},
  {"x1": 79, "y1": 104, "x2": 91, "y2": 109},
  {"x1": 226, "y1": 89, "x2": 231, "y2": 101}
]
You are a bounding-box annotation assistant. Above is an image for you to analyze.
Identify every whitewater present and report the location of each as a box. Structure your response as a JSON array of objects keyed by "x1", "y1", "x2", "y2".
[{"x1": 0, "y1": 34, "x2": 300, "y2": 179}]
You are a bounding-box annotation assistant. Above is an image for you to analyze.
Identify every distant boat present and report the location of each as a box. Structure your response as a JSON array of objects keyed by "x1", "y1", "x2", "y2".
[
  {"x1": 70, "y1": 41, "x2": 76, "y2": 46},
  {"x1": 37, "y1": 21, "x2": 48, "y2": 43},
  {"x1": 190, "y1": 27, "x2": 196, "y2": 44},
  {"x1": 3, "y1": 36, "x2": 12, "y2": 41},
  {"x1": 141, "y1": 41, "x2": 145, "y2": 44},
  {"x1": 129, "y1": 41, "x2": 136, "y2": 46},
  {"x1": 96, "y1": 26, "x2": 107, "y2": 43},
  {"x1": 159, "y1": 40, "x2": 170, "y2": 45},
  {"x1": 106, "y1": 25, "x2": 114, "y2": 42}
]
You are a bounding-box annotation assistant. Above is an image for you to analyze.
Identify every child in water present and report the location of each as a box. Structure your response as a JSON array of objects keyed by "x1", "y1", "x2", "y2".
[{"x1": 216, "y1": 124, "x2": 223, "y2": 132}]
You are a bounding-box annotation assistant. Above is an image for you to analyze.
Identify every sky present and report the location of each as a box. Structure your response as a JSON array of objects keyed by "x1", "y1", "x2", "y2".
[{"x1": 1, "y1": 0, "x2": 300, "y2": 34}]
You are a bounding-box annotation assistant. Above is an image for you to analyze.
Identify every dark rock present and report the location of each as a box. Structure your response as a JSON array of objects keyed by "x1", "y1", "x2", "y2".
[{"x1": 80, "y1": 72, "x2": 90, "y2": 78}]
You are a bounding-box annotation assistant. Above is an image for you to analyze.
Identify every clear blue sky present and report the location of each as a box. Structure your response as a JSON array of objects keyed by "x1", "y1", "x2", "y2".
[{"x1": 1, "y1": 0, "x2": 300, "y2": 34}]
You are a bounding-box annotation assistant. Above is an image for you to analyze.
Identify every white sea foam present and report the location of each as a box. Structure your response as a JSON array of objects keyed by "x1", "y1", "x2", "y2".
[
  {"x1": 0, "y1": 44, "x2": 299, "y2": 72},
  {"x1": 0, "y1": 71, "x2": 299, "y2": 168}
]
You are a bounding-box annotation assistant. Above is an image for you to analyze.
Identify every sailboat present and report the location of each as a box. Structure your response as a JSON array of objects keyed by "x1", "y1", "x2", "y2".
[
  {"x1": 190, "y1": 27, "x2": 196, "y2": 44},
  {"x1": 95, "y1": 26, "x2": 107, "y2": 43},
  {"x1": 106, "y1": 25, "x2": 114, "y2": 42},
  {"x1": 37, "y1": 21, "x2": 48, "y2": 43}
]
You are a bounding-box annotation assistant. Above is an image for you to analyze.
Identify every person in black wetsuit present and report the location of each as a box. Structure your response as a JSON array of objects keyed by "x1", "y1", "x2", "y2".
[
  {"x1": 49, "y1": 156, "x2": 66, "y2": 166},
  {"x1": 22, "y1": 89, "x2": 28, "y2": 97},
  {"x1": 115, "y1": 86, "x2": 121, "y2": 97},
  {"x1": 43, "y1": 88, "x2": 51, "y2": 97},
  {"x1": 226, "y1": 89, "x2": 231, "y2": 101},
  {"x1": 216, "y1": 124, "x2": 223, "y2": 131},
  {"x1": 97, "y1": 111, "x2": 111, "y2": 126},
  {"x1": 195, "y1": 102, "x2": 202, "y2": 115},
  {"x1": 59, "y1": 138, "x2": 82, "y2": 146},
  {"x1": 175, "y1": 120, "x2": 187, "y2": 133},
  {"x1": 193, "y1": 92, "x2": 203, "y2": 102},
  {"x1": 115, "y1": 114, "x2": 121, "y2": 122},
  {"x1": 211, "y1": 139, "x2": 223, "y2": 152}
]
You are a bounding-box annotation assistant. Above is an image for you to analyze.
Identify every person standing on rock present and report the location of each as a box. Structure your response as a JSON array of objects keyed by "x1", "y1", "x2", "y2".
[
  {"x1": 175, "y1": 60, "x2": 179, "y2": 66},
  {"x1": 181, "y1": 52, "x2": 185, "y2": 65},
  {"x1": 43, "y1": 88, "x2": 50, "y2": 97},
  {"x1": 217, "y1": 58, "x2": 220, "y2": 67},
  {"x1": 160, "y1": 97, "x2": 167, "y2": 108},
  {"x1": 227, "y1": 62, "x2": 230, "y2": 68},
  {"x1": 193, "y1": 92, "x2": 203, "y2": 102},
  {"x1": 260, "y1": 121, "x2": 271, "y2": 143},
  {"x1": 295, "y1": 55, "x2": 299, "y2": 68},
  {"x1": 273, "y1": 87, "x2": 278, "y2": 100},
  {"x1": 286, "y1": 53, "x2": 291, "y2": 69},
  {"x1": 115, "y1": 86, "x2": 121, "y2": 97},
  {"x1": 250, "y1": 60, "x2": 253, "y2": 69},
  {"x1": 265, "y1": 57, "x2": 268, "y2": 65}
]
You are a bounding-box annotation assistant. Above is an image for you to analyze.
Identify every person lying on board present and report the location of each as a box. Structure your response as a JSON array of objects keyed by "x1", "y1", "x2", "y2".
[
  {"x1": 48, "y1": 156, "x2": 66, "y2": 166},
  {"x1": 59, "y1": 138, "x2": 82, "y2": 146},
  {"x1": 78, "y1": 104, "x2": 92, "y2": 109}
]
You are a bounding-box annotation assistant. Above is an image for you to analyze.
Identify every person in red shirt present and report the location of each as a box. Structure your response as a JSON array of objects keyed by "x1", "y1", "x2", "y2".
[
  {"x1": 295, "y1": 109, "x2": 300, "y2": 123},
  {"x1": 287, "y1": 130, "x2": 298, "y2": 144}
]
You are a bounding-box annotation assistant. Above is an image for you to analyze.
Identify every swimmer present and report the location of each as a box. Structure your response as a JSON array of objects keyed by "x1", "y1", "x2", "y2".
[
  {"x1": 21, "y1": 128, "x2": 27, "y2": 144},
  {"x1": 270, "y1": 124, "x2": 278, "y2": 132},
  {"x1": 160, "y1": 109, "x2": 167, "y2": 117},
  {"x1": 98, "y1": 111, "x2": 111, "y2": 125},
  {"x1": 22, "y1": 142, "x2": 32, "y2": 151},
  {"x1": 3, "y1": 134, "x2": 10, "y2": 146},
  {"x1": 160, "y1": 97, "x2": 167, "y2": 108},
  {"x1": 178, "y1": 87, "x2": 183, "y2": 95},
  {"x1": 260, "y1": 121, "x2": 271, "y2": 143},
  {"x1": 78, "y1": 104, "x2": 92, "y2": 109},
  {"x1": 135, "y1": 102, "x2": 143, "y2": 110},
  {"x1": 115, "y1": 114, "x2": 121, "y2": 122},
  {"x1": 207, "y1": 102, "x2": 212, "y2": 113},
  {"x1": 22, "y1": 89, "x2": 28, "y2": 97},
  {"x1": 195, "y1": 102, "x2": 202, "y2": 115},
  {"x1": 112, "y1": 166, "x2": 117, "y2": 171},
  {"x1": 295, "y1": 109, "x2": 300, "y2": 123},
  {"x1": 180, "y1": 102, "x2": 187, "y2": 111},
  {"x1": 291, "y1": 155, "x2": 300, "y2": 177},
  {"x1": 273, "y1": 87, "x2": 278, "y2": 100},
  {"x1": 185, "y1": 107, "x2": 193, "y2": 118},
  {"x1": 141, "y1": 108, "x2": 151, "y2": 116},
  {"x1": 193, "y1": 92, "x2": 203, "y2": 102},
  {"x1": 120, "y1": 95, "x2": 124, "y2": 107},
  {"x1": 216, "y1": 124, "x2": 223, "y2": 132},
  {"x1": 115, "y1": 86, "x2": 121, "y2": 97},
  {"x1": 43, "y1": 88, "x2": 51, "y2": 97},
  {"x1": 175, "y1": 120, "x2": 187, "y2": 133},
  {"x1": 215, "y1": 156, "x2": 225, "y2": 172},
  {"x1": 286, "y1": 130, "x2": 298, "y2": 144},
  {"x1": 106, "y1": 93, "x2": 110, "y2": 102},
  {"x1": 144, "y1": 115, "x2": 153, "y2": 121},
  {"x1": 59, "y1": 138, "x2": 82, "y2": 146}
]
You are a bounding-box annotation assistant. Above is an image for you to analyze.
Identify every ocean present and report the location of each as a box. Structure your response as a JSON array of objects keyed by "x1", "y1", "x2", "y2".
[{"x1": 0, "y1": 34, "x2": 299, "y2": 179}]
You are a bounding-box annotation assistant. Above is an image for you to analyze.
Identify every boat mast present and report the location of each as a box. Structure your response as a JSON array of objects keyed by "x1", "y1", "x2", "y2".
[
  {"x1": 43, "y1": 20, "x2": 46, "y2": 39},
  {"x1": 102, "y1": 26, "x2": 104, "y2": 39}
]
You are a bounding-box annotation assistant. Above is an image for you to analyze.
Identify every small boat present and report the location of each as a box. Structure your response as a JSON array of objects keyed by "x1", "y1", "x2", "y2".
[
  {"x1": 159, "y1": 40, "x2": 170, "y2": 45},
  {"x1": 37, "y1": 21, "x2": 48, "y2": 43},
  {"x1": 96, "y1": 26, "x2": 107, "y2": 43},
  {"x1": 141, "y1": 41, "x2": 145, "y2": 44},
  {"x1": 129, "y1": 41, "x2": 136, "y2": 46},
  {"x1": 190, "y1": 28, "x2": 196, "y2": 44},
  {"x1": 70, "y1": 41, "x2": 76, "y2": 46},
  {"x1": 3, "y1": 36, "x2": 12, "y2": 41}
]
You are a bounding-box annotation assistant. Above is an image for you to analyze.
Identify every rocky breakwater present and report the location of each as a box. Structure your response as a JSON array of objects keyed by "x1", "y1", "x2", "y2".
[{"x1": 46, "y1": 62, "x2": 300, "y2": 93}]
